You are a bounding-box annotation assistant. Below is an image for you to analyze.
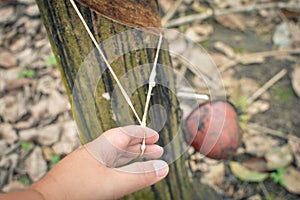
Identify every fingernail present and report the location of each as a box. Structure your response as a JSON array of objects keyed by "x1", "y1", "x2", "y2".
[{"x1": 153, "y1": 160, "x2": 168, "y2": 177}]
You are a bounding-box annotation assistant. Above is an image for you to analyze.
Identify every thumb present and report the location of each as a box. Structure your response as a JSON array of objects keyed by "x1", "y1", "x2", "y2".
[{"x1": 109, "y1": 160, "x2": 169, "y2": 199}]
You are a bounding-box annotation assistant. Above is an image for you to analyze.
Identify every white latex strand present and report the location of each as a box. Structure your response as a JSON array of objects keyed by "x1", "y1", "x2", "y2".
[
  {"x1": 70, "y1": 0, "x2": 142, "y2": 124},
  {"x1": 70, "y1": 0, "x2": 163, "y2": 157},
  {"x1": 140, "y1": 34, "x2": 163, "y2": 156},
  {"x1": 141, "y1": 34, "x2": 163, "y2": 127}
]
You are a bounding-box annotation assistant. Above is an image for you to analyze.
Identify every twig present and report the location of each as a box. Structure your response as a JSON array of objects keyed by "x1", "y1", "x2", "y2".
[
  {"x1": 246, "y1": 69, "x2": 287, "y2": 105},
  {"x1": 259, "y1": 182, "x2": 271, "y2": 200},
  {"x1": 219, "y1": 48, "x2": 300, "y2": 72},
  {"x1": 166, "y1": 9, "x2": 213, "y2": 27},
  {"x1": 214, "y1": 2, "x2": 300, "y2": 16},
  {"x1": 161, "y1": 0, "x2": 184, "y2": 26},
  {"x1": 248, "y1": 123, "x2": 287, "y2": 139},
  {"x1": 241, "y1": 48, "x2": 300, "y2": 58},
  {"x1": 177, "y1": 92, "x2": 209, "y2": 100},
  {"x1": 165, "y1": 3, "x2": 300, "y2": 27}
]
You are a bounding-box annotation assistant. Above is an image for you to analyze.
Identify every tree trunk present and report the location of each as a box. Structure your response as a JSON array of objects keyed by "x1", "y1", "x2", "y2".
[{"x1": 36, "y1": 0, "x2": 220, "y2": 199}]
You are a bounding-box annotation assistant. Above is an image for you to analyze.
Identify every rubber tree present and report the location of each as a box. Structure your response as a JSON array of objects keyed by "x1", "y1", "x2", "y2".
[{"x1": 36, "y1": 0, "x2": 220, "y2": 199}]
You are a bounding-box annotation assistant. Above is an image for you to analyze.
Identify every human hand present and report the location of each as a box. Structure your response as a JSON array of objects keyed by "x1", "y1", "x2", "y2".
[
  {"x1": 85, "y1": 125, "x2": 164, "y2": 168},
  {"x1": 25, "y1": 125, "x2": 169, "y2": 200}
]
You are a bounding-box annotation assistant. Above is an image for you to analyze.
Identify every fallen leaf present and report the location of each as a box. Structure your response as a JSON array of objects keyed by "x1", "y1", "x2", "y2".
[
  {"x1": 280, "y1": 8, "x2": 300, "y2": 20},
  {"x1": 185, "y1": 24, "x2": 213, "y2": 42},
  {"x1": 214, "y1": 41, "x2": 235, "y2": 59},
  {"x1": 52, "y1": 121, "x2": 80, "y2": 155},
  {"x1": 0, "y1": 123, "x2": 18, "y2": 144},
  {"x1": 242, "y1": 157, "x2": 268, "y2": 172},
  {"x1": 42, "y1": 146, "x2": 55, "y2": 161},
  {"x1": 210, "y1": 53, "x2": 232, "y2": 68},
  {"x1": 2, "y1": 181, "x2": 25, "y2": 193},
  {"x1": 282, "y1": 166, "x2": 300, "y2": 194},
  {"x1": 4, "y1": 78, "x2": 29, "y2": 91},
  {"x1": 272, "y1": 22, "x2": 292, "y2": 49},
  {"x1": 291, "y1": 64, "x2": 300, "y2": 98},
  {"x1": 193, "y1": 24, "x2": 213, "y2": 38},
  {"x1": 0, "y1": 141, "x2": 7, "y2": 157},
  {"x1": 19, "y1": 128, "x2": 38, "y2": 141},
  {"x1": 159, "y1": 0, "x2": 172, "y2": 12},
  {"x1": 237, "y1": 54, "x2": 265, "y2": 65},
  {"x1": 0, "y1": 51, "x2": 17, "y2": 69},
  {"x1": 185, "y1": 27, "x2": 203, "y2": 42},
  {"x1": 36, "y1": 75, "x2": 57, "y2": 94},
  {"x1": 216, "y1": 14, "x2": 246, "y2": 30},
  {"x1": 0, "y1": 93, "x2": 28, "y2": 123},
  {"x1": 77, "y1": 0, "x2": 161, "y2": 31},
  {"x1": 25, "y1": 146, "x2": 47, "y2": 182},
  {"x1": 201, "y1": 163, "x2": 225, "y2": 194},
  {"x1": 37, "y1": 124, "x2": 61, "y2": 146},
  {"x1": 229, "y1": 162, "x2": 268, "y2": 182},
  {"x1": 265, "y1": 145, "x2": 293, "y2": 170},
  {"x1": 30, "y1": 99, "x2": 48, "y2": 118},
  {"x1": 247, "y1": 194, "x2": 262, "y2": 200},
  {"x1": 169, "y1": 37, "x2": 187, "y2": 54},
  {"x1": 246, "y1": 100, "x2": 270, "y2": 115},
  {"x1": 47, "y1": 90, "x2": 69, "y2": 116},
  {"x1": 288, "y1": 134, "x2": 300, "y2": 168},
  {"x1": 244, "y1": 134, "x2": 280, "y2": 157}
]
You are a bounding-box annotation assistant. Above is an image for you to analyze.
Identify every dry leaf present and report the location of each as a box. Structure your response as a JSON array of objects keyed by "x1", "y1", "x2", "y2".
[
  {"x1": 2, "y1": 181, "x2": 25, "y2": 193},
  {"x1": 280, "y1": 8, "x2": 300, "y2": 20},
  {"x1": 0, "y1": 51, "x2": 17, "y2": 69},
  {"x1": 288, "y1": 134, "x2": 300, "y2": 168},
  {"x1": 4, "y1": 78, "x2": 29, "y2": 91},
  {"x1": 47, "y1": 90, "x2": 69, "y2": 116},
  {"x1": 214, "y1": 41, "x2": 235, "y2": 59},
  {"x1": 25, "y1": 147, "x2": 47, "y2": 182},
  {"x1": 244, "y1": 134, "x2": 280, "y2": 157},
  {"x1": 246, "y1": 100, "x2": 270, "y2": 115},
  {"x1": 229, "y1": 162, "x2": 268, "y2": 182},
  {"x1": 282, "y1": 166, "x2": 300, "y2": 194},
  {"x1": 291, "y1": 65, "x2": 300, "y2": 98},
  {"x1": 185, "y1": 27, "x2": 203, "y2": 42},
  {"x1": 169, "y1": 37, "x2": 187, "y2": 54},
  {"x1": 272, "y1": 22, "x2": 292, "y2": 49},
  {"x1": 237, "y1": 54, "x2": 265, "y2": 65},
  {"x1": 265, "y1": 145, "x2": 293, "y2": 170},
  {"x1": 193, "y1": 24, "x2": 213, "y2": 38},
  {"x1": 247, "y1": 194, "x2": 262, "y2": 200},
  {"x1": 242, "y1": 157, "x2": 268, "y2": 172},
  {"x1": 201, "y1": 163, "x2": 225, "y2": 194},
  {"x1": 216, "y1": 14, "x2": 246, "y2": 30},
  {"x1": 210, "y1": 53, "x2": 232, "y2": 68},
  {"x1": 76, "y1": 0, "x2": 161, "y2": 31}
]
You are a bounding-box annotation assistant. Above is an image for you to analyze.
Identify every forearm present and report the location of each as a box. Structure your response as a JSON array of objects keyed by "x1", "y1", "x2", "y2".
[
  {"x1": 0, "y1": 147, "x2": 100, "y2": 200},
  {"x1": 30, "y1": 146, "x2": 107, "y2": 200},
  {"x1": 0, "y1": 188, "x2": 45, "y2": 200},
  {"x1": 0, "y1": 126, "x2": 168, "y2": 200}
]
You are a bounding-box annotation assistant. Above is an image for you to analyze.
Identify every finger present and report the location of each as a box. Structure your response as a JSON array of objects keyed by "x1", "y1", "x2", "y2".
[
  {"x1": 110, "y1": 145, "x2": 163, "y2": 167},
  {"x1": 126, "y1": 144, "x2": 163, "y2": 159},
  {"x1": 109, "y1": 160, "x2": 169, "y2": 199},
  {"x1": 113, "y1": 125, "x2": 159, "y2": 145},
  {"x1": 85, "y1": 125, "x2": 160, "y2": 168}
]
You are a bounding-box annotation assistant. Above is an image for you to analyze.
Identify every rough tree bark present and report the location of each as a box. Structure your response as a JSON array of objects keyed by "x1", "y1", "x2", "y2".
[{"x1": 36, "y1": 0, "x2": 220, "y2": 199}]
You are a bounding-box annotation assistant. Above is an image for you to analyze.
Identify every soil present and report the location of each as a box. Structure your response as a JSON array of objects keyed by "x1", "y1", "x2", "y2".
[{"x1": 1, "y1": 0, "x2": 300, "y2": 199}]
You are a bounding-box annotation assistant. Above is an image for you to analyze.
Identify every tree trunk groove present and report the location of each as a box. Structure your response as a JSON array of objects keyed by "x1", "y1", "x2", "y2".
[{"x1": 36, "y1": 0, "x2": 220, "y2": 199}]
